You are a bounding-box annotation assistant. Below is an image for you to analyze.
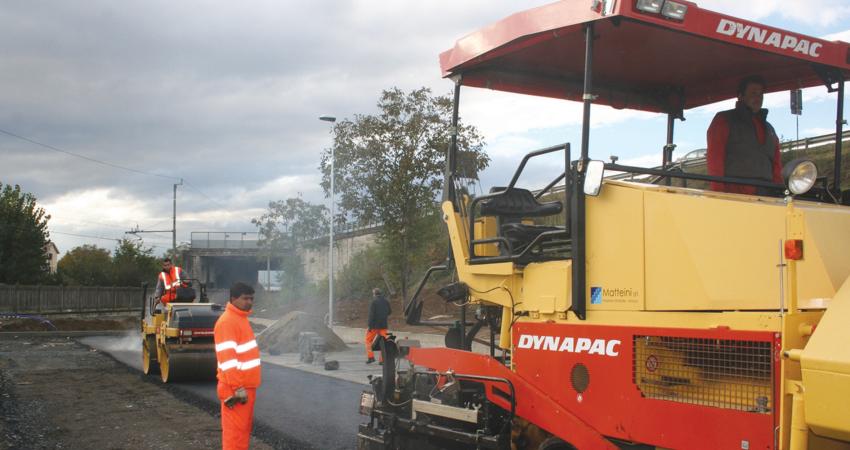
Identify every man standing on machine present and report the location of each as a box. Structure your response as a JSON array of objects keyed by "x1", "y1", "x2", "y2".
[{"x1": 154, "y1": 257, "x2": 188, "y2": 305}]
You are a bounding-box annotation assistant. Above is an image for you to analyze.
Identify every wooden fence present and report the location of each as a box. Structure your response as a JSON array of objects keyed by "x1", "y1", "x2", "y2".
[
  {"x1": 0, "y1": 285, "x2": 145, "y2": 314},
  {"x1": 0, "y1": 285, "x2": 277, "y2": 315}
]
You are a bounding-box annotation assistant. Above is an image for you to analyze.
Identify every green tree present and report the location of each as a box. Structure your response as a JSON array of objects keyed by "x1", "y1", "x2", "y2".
[
  {"x1": 253, "y1": 197, "x2": 328, "y2": 300},
  {"x1": 57, "y1": 245, "x2": 112, "y2": 286},
  {"x1": 319, "y1": 87, "x2": 488, "y2": 300},
  {"x1": 0, "y1": 182, "x2": 51, "y2": 284},
  {"x1": 112, "y1": 239, "x2": 160, "y2": 287}
]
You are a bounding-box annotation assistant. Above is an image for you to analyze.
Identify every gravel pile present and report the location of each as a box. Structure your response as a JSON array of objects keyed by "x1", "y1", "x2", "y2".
[{"x1": 256, "y1": 311, "x2": 347, "y2": 355}]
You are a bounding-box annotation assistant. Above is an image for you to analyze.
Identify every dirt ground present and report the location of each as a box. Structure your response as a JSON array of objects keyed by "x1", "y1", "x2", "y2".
[
  {"x1": 0, "y1": 335, "x2": 274, "y2": 450},
  {"x1": 0, "y1": 315, "x2": 138, "y2": 332}
]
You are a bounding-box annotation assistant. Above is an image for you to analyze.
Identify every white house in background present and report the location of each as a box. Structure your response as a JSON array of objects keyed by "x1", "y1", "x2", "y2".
[{"x1": 44, "y1": 241, "x2": 59, "y2": 274}]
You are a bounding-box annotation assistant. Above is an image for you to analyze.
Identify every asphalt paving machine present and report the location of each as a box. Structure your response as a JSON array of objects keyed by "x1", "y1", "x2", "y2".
[
  {"x1": 357, "y1": 1, "x2": 850, "y2": 449},
  {"x1": 140, "y1": 278, "x2": 223, "y2": 383}
]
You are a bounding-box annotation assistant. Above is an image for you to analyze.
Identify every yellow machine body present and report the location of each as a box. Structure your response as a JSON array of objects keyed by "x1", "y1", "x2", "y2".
[
  {"x1": 140, "y1": 301, "x2": 220, "y2": 383},
  {"x1": 443, "y1": 180, "x2": 850, "y2": 449}
]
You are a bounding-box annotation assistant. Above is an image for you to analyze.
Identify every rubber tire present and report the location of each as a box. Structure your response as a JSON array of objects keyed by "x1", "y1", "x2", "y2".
[
  {"x1": 158, "y1": 343, "x2": 172, "y2": 383},
  {"x1": 538, "y1": 437, "x2": 576, "y2": 450},
  {"x1": 142, "y1": 336, "x2": 159, "y2": 375}
]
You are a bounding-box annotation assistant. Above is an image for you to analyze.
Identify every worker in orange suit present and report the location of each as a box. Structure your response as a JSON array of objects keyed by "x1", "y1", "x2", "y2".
[
  {"x1": 154, "y1": 257, "x2": 188, "y2": 305},
  {"x1": 365, "y1": 288, "x2": 391, "y2": 364},
  {"x1": 214, "y1": 282, "x2": 261, "y2": 450}
]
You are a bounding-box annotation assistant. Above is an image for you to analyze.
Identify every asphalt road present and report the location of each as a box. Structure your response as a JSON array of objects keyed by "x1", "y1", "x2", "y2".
[{"x1": 80, "y1": 335, "x2": 366, "y2": 450}]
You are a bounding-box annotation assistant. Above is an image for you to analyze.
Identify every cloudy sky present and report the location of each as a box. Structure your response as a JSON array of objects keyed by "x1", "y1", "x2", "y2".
[{"x1": 1, "y1": 0, "x2": 848, "y2": 255}]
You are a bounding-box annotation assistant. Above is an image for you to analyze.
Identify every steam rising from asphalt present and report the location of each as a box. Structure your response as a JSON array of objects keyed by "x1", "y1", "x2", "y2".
[{"x1": 98, "y1": 330, "x2": 142, "y2": 353}]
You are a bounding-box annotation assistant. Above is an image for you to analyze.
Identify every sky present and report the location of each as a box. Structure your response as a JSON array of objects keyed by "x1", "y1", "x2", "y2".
[{"x1": 1, "y1": 0, "x2": 848, "y2": 256}]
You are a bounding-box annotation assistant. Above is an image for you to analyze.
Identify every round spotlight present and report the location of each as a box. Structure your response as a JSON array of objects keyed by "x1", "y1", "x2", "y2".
[{"x1": 782, "y1": 159, "x2": 818, "y2": 195}]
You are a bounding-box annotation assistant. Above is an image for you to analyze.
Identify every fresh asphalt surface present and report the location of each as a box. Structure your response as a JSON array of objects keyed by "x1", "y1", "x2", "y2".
[{"x1": 80, "y1": 335, "x2": 365, "y2": 450}]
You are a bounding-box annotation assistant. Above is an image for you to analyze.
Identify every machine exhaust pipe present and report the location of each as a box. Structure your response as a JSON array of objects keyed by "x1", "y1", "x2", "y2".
[{"x1": 140, "y1": 282, "x2": 148, "y2": 321}]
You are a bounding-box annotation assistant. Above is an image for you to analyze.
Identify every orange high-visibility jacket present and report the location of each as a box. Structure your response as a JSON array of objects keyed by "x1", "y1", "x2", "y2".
[
  {"x1": 158, "y1": 267, "x2": 185, "y2": 304},
  {"x1": 214, "y1": 303, "x2": 262, "y2": 393}
]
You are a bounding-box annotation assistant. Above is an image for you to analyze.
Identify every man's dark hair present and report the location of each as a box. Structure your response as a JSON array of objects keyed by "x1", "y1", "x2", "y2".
[
  {"x1": 737, "y1": 75, "x2": 766, "y2": 97},
  {"x1": 162, "y1": 257, "x2": 172, "y2": 263},
  {"x1": 230, "y1": 282, "x2": 255, "y2": 300},
  {"x1": 373, "y1": 288, "x2": 382, "y2": 296}
]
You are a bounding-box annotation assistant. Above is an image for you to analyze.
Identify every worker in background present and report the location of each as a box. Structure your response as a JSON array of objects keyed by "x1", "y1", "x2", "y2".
[
  {"x1": 707, "y1": 75, "x2": 782, "y2": 195},
  {"x1": 365, "y1": 287, "x2": 391, "y2": 364},
  {"x1": 154, "y1": 257, "x2": 188, "y2": 305},
  {"x1": 214, "y1": 282, "x2": 261, "y2": 450}
]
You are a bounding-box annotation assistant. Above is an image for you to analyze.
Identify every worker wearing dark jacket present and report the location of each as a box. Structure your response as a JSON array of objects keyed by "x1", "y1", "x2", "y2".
[
  {"x1": 214, "y1": 282, "x2": 261, "y2": 450},
  {"x1": 707, "y1": 75, "x2": 782, "y2": 194},
  {"x1": 365, "y1": 288, "x2": 391, "y2": 364}
]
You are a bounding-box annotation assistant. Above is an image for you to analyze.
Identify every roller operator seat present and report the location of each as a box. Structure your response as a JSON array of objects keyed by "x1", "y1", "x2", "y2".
[{"x1": 479, "y1": 187, "x2": 563, "y2": 254}]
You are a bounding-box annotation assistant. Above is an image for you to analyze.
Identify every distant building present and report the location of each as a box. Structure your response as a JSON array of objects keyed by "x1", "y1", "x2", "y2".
[{"x1": 44, "y1": 241, "x2": 59, "y2": 274}]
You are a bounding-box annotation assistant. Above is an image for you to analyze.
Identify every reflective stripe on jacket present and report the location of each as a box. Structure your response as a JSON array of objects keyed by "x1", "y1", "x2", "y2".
[
  {"x1": 159, "y1": 267, "x2": 184, "y2": 303},
  {"x1": 214, "y1": 303, "x2": 261, "y2": 390}
]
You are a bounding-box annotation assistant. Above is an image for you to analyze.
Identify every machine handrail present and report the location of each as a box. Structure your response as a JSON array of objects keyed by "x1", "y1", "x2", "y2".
[
  {"x1": 467, "y1": 143, "x2": 569, "y2": 260},
  {"x1": 404, "y1": 264, "x2": 449, "y2": 325}
]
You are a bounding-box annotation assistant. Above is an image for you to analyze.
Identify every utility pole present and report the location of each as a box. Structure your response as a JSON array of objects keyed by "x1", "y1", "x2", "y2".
[{"x1": 173, "y1": 179, "x2": 183, "y2": 256}]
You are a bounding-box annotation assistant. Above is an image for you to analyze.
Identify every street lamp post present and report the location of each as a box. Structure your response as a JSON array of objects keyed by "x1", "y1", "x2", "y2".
[{"x1": 319, "y1": 115, "x2": 336, "y2": 326}]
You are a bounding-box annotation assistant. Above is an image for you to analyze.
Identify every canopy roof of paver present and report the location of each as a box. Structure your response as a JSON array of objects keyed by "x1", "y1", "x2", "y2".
[{"x1": 440, "y1": 0, "x2": 850, "y2": 114}]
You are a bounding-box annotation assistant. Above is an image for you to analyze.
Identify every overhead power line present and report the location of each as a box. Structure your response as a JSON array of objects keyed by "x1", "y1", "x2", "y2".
[
  {"x1": 0, "y1": 126, "x2": 228, "y2": 214},
  {"x1": 0, "y1": 127, "x2": 179, "y2": 181},
  {"x1": 184, "y1": 180, "x2": 226, "y2": 208},
  {"x1": 51, "y1": 230, "x2": 122, "y2": 242}
]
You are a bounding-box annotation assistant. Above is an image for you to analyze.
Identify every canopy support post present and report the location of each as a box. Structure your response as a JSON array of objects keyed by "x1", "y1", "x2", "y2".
[
  {"x1": 571, "y1": 22, "x2": 594, "y2": 321},
  {"x1": 444, "y1": 75, "x2": 462, "y2": 208},
  {"x1": 663, "y1": 113, "x2": 677, "y2": 186},
  {"x1": 834, "y1": 77, "x2": 845, "y2": 196}
]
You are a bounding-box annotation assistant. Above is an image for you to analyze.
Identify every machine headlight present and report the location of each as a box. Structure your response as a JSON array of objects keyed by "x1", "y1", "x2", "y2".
[
  {"x1": 661, "y1": 1, "x2": 688, "y2": 20},
  {"x1": 636, "y1": 0, "x2": 664, "y2": 13},
  {"x1": 359, "y1": 391, "x2": 375, "y2": 415},
  {"x1": 782, "y1": 159, "x2": 818, "y2": 195}
]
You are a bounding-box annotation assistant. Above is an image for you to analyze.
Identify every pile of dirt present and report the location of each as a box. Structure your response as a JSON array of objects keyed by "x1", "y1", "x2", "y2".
[
  {"x1": 0, "y1": 316, "x2": 137, "y2": 332},
  {"x1": 257, "y1": 311, "x2": 347, "y2": 354}
]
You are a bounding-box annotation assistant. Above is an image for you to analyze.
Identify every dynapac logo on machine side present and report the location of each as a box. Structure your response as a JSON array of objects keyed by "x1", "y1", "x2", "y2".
[
  {"x1": 516, "y1": 334, "x2": 621, "y2": 357},
  {"x1": 716, "y1": 18, "x2": 823, "y2": 58}
]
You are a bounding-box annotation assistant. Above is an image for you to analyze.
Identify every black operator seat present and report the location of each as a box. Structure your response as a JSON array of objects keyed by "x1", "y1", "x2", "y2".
[
  {"x1": 479, "y1": 187, "x2": 562, "y2": 217},
  {"x1": 479, "y1": 187, "x2": 564, "y2": 254}
]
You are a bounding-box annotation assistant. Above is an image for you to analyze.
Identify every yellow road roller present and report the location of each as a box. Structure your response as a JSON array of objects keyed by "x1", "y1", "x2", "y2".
[{"x1": 140, "y1": 280, "x2": 223, "y2": 383}]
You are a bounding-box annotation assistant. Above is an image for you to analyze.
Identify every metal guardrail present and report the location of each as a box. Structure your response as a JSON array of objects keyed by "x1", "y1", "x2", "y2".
[
  {"x1": 190, "y1": 222, "x2": 384, "y2": 250},
  {"x1": 190, "y1": 232, "x2": 260, "y2": 250},
  {"x1": 607, "y1": 130, "x2": 850, "y2": 182}
]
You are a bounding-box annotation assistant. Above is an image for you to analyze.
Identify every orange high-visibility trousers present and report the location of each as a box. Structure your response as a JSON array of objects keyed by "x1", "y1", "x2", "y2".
[
  {"x1": 218, "y1": 384, "x2": 257, "y2": 450},
  {"x1": 365, "y1": 328, "x2": 388, "y2": 360}
]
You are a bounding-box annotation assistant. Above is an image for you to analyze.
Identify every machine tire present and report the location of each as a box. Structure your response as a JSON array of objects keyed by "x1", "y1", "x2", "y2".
[
  {"x1": 538, "y1": 437, "x2": 576, "y2": 450},
  {"x1": 158, "y1": 342, "x2": 172, "y2": 383},
  {"x1": 142, "y1": 336, "x2": 159, "y2": 375}
]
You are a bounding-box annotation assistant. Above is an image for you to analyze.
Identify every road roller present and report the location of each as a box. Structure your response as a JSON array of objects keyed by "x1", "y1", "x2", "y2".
[{"x1": 140, "y1": 280, "x2": 224, "y2": 383}]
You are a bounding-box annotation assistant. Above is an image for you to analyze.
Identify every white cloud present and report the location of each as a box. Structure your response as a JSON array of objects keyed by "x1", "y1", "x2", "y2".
[
  {"x1": 803, "y1": 127, "x2": 838, "y2": 137},
  {"x1": 824, "y1": 29, "x2": 850, "y2": 42},
  {"x1": 699, "y1": 0, "x2": 850, "y2": 27},
  {"x1": 43, "y1": 189, "x2": 157, "y2": 228},
  {"x1": 463, "y1": 89, "x2": 658, "y2": 143}
]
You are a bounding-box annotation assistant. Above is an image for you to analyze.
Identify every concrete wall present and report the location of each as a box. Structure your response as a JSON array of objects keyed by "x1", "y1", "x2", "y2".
[{"x1": 300, "y1": 232, "x2": 378, "y2": 283}]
